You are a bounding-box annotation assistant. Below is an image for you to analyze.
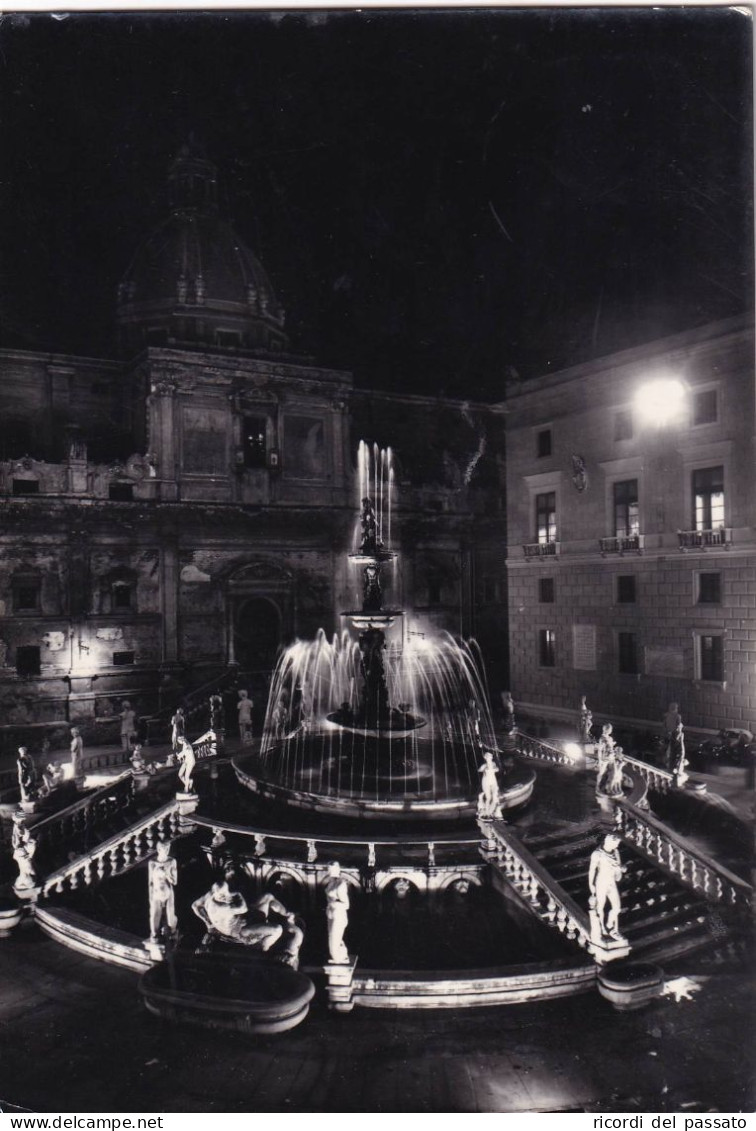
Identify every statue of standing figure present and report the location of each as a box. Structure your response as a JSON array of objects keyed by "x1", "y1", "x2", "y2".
[
  {"x1": 176, "y1": 737, "x2": 196, "y2": 794},
  {"x1": 578, "y1": 696, "x2": 593, "y2": 743},
  {"x1": 148, "y1": 839, "x2": 178, "y2": 944},
  {"x1": 324, "y1": 861, "x2": 350, "y2": 964},
  {"x1": 359, "y1": 496, "x2": 379, "y2": 554},
  {"x1": 11, "y1": 814, "x2": 37, "y2": 892},
  {"x1": 237, "y1": 690, "x2": 254, "y2": 743},
  {"x1": 170, "y1": 706, "x2": 185, "y2": 752},
  {"x1": 69, "y1": 728, "x2": 84, "y2": 784},
  {"x1": 588, "y1": 833, "x2": 626, "y2": 942},
  {"x1": 16, "y1": 747, "x2": 38, "y2": 806},
  {"x1": 669, "y1": 722, "x2": 688, "y2": 785},
  {"x1": 477, "y1": 750, "x2": 502, "y2": 819},
  {"x1": 596, "y1": 723, "x2": 620, "y2": 796},
  {"x1": 500, "y1": 691, "x2": 516, "y2": 734}
]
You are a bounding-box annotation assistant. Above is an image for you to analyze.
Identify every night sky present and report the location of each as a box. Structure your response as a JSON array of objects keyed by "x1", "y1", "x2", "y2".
[{"x1": 0, "y1": 7, "x2": 752, "y2": 400}]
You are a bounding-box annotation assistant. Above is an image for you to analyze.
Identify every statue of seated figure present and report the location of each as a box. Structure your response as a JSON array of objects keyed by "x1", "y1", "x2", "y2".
[{"x1": 191, "y1": 872, "x2": 304, "y2": 969}]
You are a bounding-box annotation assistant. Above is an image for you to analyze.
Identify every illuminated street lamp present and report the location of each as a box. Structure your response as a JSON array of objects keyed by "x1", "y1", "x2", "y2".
[{"x1": 633, "y1": 378, "x2": 686, "y2": 427}]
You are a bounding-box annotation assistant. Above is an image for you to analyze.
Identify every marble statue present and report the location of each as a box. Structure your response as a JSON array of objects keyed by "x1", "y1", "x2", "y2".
[
  {"x1": 119, "y1": 701, "x2": 138, "y2": 752},
  {"x1": 41, "y1": 762, "x2": 64, "y2": 796},
  {"x1": 669, "y1": 722, "x2": 689, "y2": 786},
  {"x1": 663, "y1": 702, "x2": 683, "y2": 769},
  {"x1": 148, "y1": 839, "x2": 178, "y2": 943},
  {"x1": 501, "y1": 691, "x2": 516, "y2": 734},
  {"x1": 578, "y1": 696, "x2": 593, "y2": 743},
  {"x1": 191, "y1": 873, "x2": 304, "y2": 967},
  {"x1": 170, "y1": 707, "x2": 185, "y2": 751},
  {"x1": 237, "y1": 689, "x2": 254, "y2": 743},
  {"x1": 16, "y1": 747, "x2": 38, "y2": 805},
  {"x1": 605, "y1": 745, "x2": 626, "y2": 798},
  {"x1": 12, "y1": 815, "x2": 37, "y2": 891},
  {"x1": 359, "y1": 496, "x2": 379, "y2": 554},
  {"x1": 69, "y1": 728, "x2": 84, "y2": 783},
  {"x1": 130, "y1": 745, "x2": 147, "y2": 773},
  {"x1": 209, "y1": 694, "x2": 224, "y2": 735},
  {"x1": 176, "y1": 737, "x2": 196, "y2": 794},
  {"x1": 324, "y1": 862, "x2": 350, "y2": 964},
  {"x1": 477, "y1": 750, "x2": 502, "y2": 819},
  {"x1": 588, "y1": 833, "x2": 625, "y2": 941},
  {"x1": 595, "y1": 723, "x2": 618, "y2": 795}
]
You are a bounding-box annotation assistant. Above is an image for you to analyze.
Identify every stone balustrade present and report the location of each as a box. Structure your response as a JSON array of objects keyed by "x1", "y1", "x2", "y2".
[
  {"x1": 677, "y1": 527, "x2": 732, "y2": 551},
  {"x1": 514, "y1": 731, "x2": 571, "y2": 765},
  {"x1": 191, "y1": 813, "x2": 478, "y2": 871},
  {"x1": 41, "y1": 801, "x2": 180, "y2": 897},
  {"x1": 614, "y1": 801, "x2": 752, "y2": 917},
  {"x1": 522, "y1": 541, "x2": 560, "y2": 560},
  {"x1": 30, "y1": 772, "x2": 135, "y2": 854},
  {"x1": 483, "y1": 820, "x2": 592, "y2": 950}
]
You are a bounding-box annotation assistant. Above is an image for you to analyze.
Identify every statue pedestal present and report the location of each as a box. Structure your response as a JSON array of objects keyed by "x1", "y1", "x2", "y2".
[
  {"x1": 324, "y1": 954, "x2": 358, "y2": 1012},
  {"x1": 589, "y1": 932, "x2": 631, "y2": 965},
  {"x1": 176, "y1": 790, "x2": 199, "y2": 830},
  {"x1": 13, "y1": 883, "x2": 40, "y2": 904},
  {"x1": 143, "y1": 938, "x2": 165, "y2": 963}
]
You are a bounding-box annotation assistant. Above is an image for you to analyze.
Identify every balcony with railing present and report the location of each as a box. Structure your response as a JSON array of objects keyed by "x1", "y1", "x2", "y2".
[
  {"x1": 599, "y1": 533, "x2": 645, "y2": 555},
  {"x1": 522, "y1": 540, "x2": 560, "y2": 560},
  {"x1": 677, "y1": 527, "x2": 732, "y2": 551}
]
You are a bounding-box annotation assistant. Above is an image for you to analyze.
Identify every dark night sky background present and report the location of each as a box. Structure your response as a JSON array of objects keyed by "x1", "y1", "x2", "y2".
[{"x1": 0, "y1": 7, "x2": 752, "y2": 400}]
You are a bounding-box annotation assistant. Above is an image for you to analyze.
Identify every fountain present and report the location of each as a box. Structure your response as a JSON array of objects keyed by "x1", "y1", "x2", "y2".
[{"x1": 234, "y1": 441, "x2": 535, "y2": 820}]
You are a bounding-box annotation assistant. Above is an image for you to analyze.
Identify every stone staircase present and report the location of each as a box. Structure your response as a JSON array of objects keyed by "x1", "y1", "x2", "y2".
[{"x1": 520, "y1": 821, "x2": 735, "y2": 964}]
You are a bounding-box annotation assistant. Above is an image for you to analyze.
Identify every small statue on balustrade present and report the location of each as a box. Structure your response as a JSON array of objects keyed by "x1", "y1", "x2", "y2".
[
  {"x1": 16, "y1": 747, "x2": 38, "y2": 806},
  {"x1": 324, "y1": 861, "x2": 350, "y2": 964},
  {"x1": 604, "y1": 745, "x2": 626, "y2": 798},
  {"x1": 588, "y1": 833, "x2": 626, "y2": 942},
  {"x1": 176, "y1": 737, "x2": 196, "y2": 794},
  {"x1": 578, "y1": 696, "x2": 593, "y2": 744},
  {"x1": 119, "y1": 700, "x2": 138, "y2": 753},
  {"x1": 669, "y1": 722, "x2": 689, "y2": 786},
  {"x1": 170, "y1": 707, "x2": 185, "y2": 752},
  {"x1": 191, "y1": 870, "x2": 304, "y2": 968},
  {"x1": 501, "y1": 691, "x2": 516, "y2": 734},
  {"x1": 11, "y1": 814, "x2": 37, "y2": 892},
  {"x1": 148, "y1": 839, "x2": 178, "y2": 945},
  {"x1": 477, "y1": 750, "x2": 503, "y2": 820},
  {"x1": 663, "y1": 702, "x2": 683, "y2": 769},
  {"x1": 41, "y1": 762, "x2": 64, "y2": 796},
  {"x1": 209, "y1": 694, "x2": 225, "y2": 736},
  {"x1": 237, "y1": 690, "x2": 254, "y2": 744},
  {"x1": 595, "y1": 723, "x2": 617, "y2": 795},
  {"x1": 69, "y1": 728, "x2": 84, "y2": 785}
]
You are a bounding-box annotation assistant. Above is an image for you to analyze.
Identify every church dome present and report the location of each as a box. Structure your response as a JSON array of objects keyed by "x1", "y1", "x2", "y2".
[{"x1": 116, "y1": 143, "x2": 289, "y2": 356}]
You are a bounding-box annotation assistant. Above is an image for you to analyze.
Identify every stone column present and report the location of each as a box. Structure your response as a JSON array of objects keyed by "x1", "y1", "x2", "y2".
[{"x1": 149, "y1": 379, "x2": 179, "y2": 502}]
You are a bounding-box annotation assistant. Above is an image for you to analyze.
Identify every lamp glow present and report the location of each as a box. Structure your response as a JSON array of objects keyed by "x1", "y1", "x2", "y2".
[
  {"x1": 563, "y1": 742, "x2": 583, "y2": 761},
  {"x1": 634, "y1": 378, "x2": 686, "y2": 426}
]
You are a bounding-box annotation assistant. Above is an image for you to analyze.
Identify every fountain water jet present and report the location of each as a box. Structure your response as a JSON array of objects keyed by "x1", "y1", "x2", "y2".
[{"x1": 235, "y1": 442, "x2": 533, "y2": 821}]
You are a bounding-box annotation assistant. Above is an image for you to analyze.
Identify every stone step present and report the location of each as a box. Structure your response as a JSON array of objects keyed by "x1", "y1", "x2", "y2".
[{"x1": 623, "y1": 902, "x2": 707, "y2": 936}]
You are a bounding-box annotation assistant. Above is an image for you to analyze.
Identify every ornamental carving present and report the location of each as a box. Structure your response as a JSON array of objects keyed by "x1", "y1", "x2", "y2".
[{"x1": 571, "y1": 454, "x2": 588, "y2": 492}]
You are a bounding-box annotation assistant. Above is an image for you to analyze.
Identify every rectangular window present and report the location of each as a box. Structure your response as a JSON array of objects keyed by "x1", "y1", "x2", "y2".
[
  {"x1": 614, "y1": 410, "x2": 633, "y2": 441},
  {"x1": 618, "y1": 631, "x2": 639, "y2": 674},
  {"x1": 536, "y1": 429, "x2": 552, "y2": 458},
  {"x1": 693, "y1": 466, "x2": 725, "y2": 530},
  {"x1": 538, "y1": 577, "x2": 555, "y2": 603},
  {"x1": 112, "y1": 583, "x2": 132, "y2": 610},
  {"x1": 699, "y1": 635, "x2": 724, "y2": 682},
  {"x1": 693, "y1": 389, "x2": 718, "y2": 426},
  {"x1": 613, "y1": 480, "x2": 639, "y2": 538},
  {"x1": 112, "y1": 650, "x2": 135, "y2": 666},
  {"x1": 16, "y1": 645, "x2": 41, "y2": 677},
  {"x1": 12, "y1": 479, "x2": 39, "y2": 496},
  {"x1": 617, "y1": 575, "x2": 636, "y2": 603},
  {"x1": 13, "y1": 583, "x2": 41, "y2": 612},
  {"x1": 109, "y1": 482, "x2": 134, "y2": 501},
  {"x1": 538, "y1": 628, "x2": 556, "y2": 668},
  {"x1": 535, "y1": 492, "x2": 557, "y2": 544},
  {"x1": 697, "y1": 572, "x2": 721, "y2": 604},
  {"x1": 243, "y1": 417, "x2": 268, "y2": 469}
]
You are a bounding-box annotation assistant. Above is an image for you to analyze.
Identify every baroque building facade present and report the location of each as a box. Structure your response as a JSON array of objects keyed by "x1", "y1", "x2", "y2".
[
  {"x1": 0, "y1": 147, "x2": 507, "y2": 750},
  {"x1": 503, "y1": 315, "x2": 755, "y2": 734}
]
